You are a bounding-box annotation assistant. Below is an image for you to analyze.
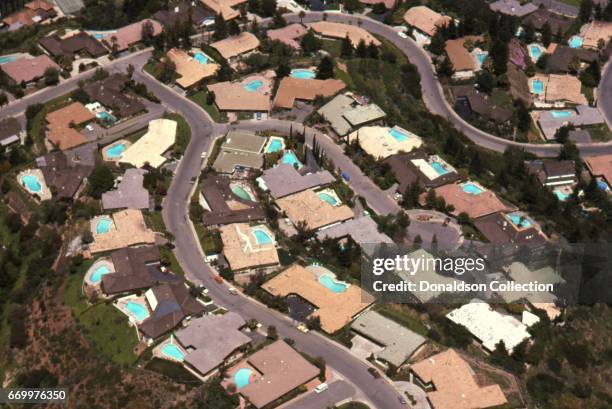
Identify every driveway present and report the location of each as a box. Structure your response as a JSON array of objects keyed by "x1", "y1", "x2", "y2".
[{"x1": 280, "y1": 380, "x2": 356, "y2": 409}]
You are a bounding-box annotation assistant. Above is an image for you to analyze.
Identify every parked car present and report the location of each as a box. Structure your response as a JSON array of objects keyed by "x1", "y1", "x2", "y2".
[
  {"x1": 214, "y1": 275, "x2": 223, "y2": 284},
  {"x1": 228, "y1": 287, "x2": 238, "y2": 295},
  {"x1": 314, "y1": 383, "x2": 329, "y2": 393},
  {"x1": 398, "y1": 31, "x2": 408, "y2": 39},
  {"x1": 296, "y1": 323, "x2": 309, "y2": 333}
]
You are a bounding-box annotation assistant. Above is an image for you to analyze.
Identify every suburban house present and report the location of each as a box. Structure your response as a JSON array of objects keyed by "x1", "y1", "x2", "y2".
[
  {"x1": 384, "y1": 151, "x2": 459, "y2": 192},
  {"x1": 219, "y1": 223, "x2": 279, "y2": 272},
  {"x1": 119, "y1": 118, "x2": 177, "y2": 169},
  {"x1": 207, "y1": 80, "x2": 271, "y2": 114},
  {"x1": 101, "y1": 168, "x2": 151, "y2": 210},
  {"x1": 0, "y1": 118, "x2": 25, "y2": 149},
  {"x1": 173, "y1": 312, "x2": 251, "y2": 378},
  {"x1": 210, "y1": 32, "x2": 260, "y2": 62},
  {"x1": 348, "y1": 126, "x2": 423, "y2": 159},
  {"x1": 317, "y1": 94, "x2": 386, "y2": 137},
  {"x1": 579, "y1": 20, "x2": 612, "y2": 49},
  {"x1": 199, "y1": 175, "x2": 265, "y2": 226},
  {"x1": 88, "y1": 209, "x2": 157, "y2": 254},
  {"x1": 526, "y1": 159, "x2": 577, "y2": 188},
  {"x1": 35, "y1": 150, "x2": 93, "y2": 200},
  {"x1": 547, "y1": 45, "x2": 597, "y2": 73},
  {"x1": 444, "y1": 36, "x2": 484, "y2": 79},
  {"x1": 212, "y1": 130, "x2": 266, "y2": 174},
  {"x1": 403, "y1": 6, "x2": 452, "y2": 42},
  {"x1": 275, "y1": 188, "x2": 354, "y2": 231},
  {"x1": 351, "y1": 310, "x2": 426, "y2": 368},
  {"x1": 422, "y1": 182, "x2": 512, "y2": 220},
  {"x1": 522, "y1": 9, "x2": 574, "y2": 37},
  {"x1": 536, "y1": 105, "x2": 604, "y2": 140},
  {"x1": 489, "y1": 0, "x2": 537, "y2": 17},
  {"x1": 451, "y1": 85, "x2": 513, "y2": 125},
  {"x1": 0, "y1": 54, "x2": 60, "y2": 85},
  {"x1": 316, "y1": 216, "x2": 394, "y2": 257},
  {"x1": 39, "y1": 31, "x2": 108, "y2": 60},
  {"x1": 45, "y1": 102, "x2": 95, "y2": 150},
  {"x1": 410, "y1": 348, "x2": 508, "y2": 409},
  {"x1": 257, "y1": 163, "x2": 335, "y2": 199},
  {"x1": 153, "y1": 2, "x2": 214, "y2": 27},
  {"x1": 531, "y1": 74, "x2": 587, "y2": 106},
  {"x1": 584, "y1": 154, "x2": 612, "y2": 188},
  {"x1": 2, "y1": 0, "x2": 57, "y2": 32},
  {"x1": 167, "y1": 48, "x2": 219, "y2": 89},
  {"x1": 83, "y1": 74, "x2": 146, "y2": 119},
  {"x1": 274, "y1": 77, "x2": 346, "y2": 110},
  {"x1": 267, "y1": 23, "x2": 307, "y2": 49},
  {"x1": 102, "y1": 19, "x2": 163, "y2": 52},
  {"x1": 199, "y1": 0, "x2": 247, "y2": 21},
  {"x1": 307, "y1": 21, "x2": 381, "y2": 47}
]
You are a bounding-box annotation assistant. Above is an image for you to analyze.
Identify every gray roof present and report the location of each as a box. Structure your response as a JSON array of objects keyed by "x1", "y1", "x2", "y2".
[
  {"x1": 258, "y1": 163, "x2": 335, "y2": 198},
  {"x1": 343, "y1": 104, "x2": 386, "y2": 127},
  {"x1": 490, "y1": 0, "x2": 537, "y2": 17},
  {"x1": 532, "y1": 0, "x2": 578, "y2": 18},
  {"x1": 213, "y1": 150, "x2": 263, "y2": 173},
  {"x1": 538, "y1": 105, "x2": 604, "y2": 140},
  {"x1": 223, "y1": 130, "x2": 267, "y2": 153},
  {"x1": 101, "y1": 168, "x2": 150, "y2": 210},
  {"x1": 318, "y1": 94, "x2": 386, "y2": 136},
  {"x1": 351, "y1": 310, "x2": 426, "y2": 366},
  {"x1": 174, "y1": 312, "x2": 251, "y2": 376},
  {"x1": 317, "y1": 216, "x2": 394, "y2": 256}
]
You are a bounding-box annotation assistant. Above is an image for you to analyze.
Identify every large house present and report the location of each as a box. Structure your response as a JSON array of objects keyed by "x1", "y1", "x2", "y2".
[
  {"x1": 2, "y1": 0, "x2": 57, "y2": 32},
  {"x1": 403, "y1": 6, "x2": 451, "y2": 42},
  {"x1": 0, "y1": 54, "x2": 59, "y2": 85}
]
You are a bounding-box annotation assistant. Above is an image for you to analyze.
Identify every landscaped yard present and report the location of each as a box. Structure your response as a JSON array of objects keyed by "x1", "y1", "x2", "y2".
[
  {"x1": 188, "y1": 90, "x2": 227, "y2": 122},
  {"x1": 164, "y1": 112, "x2": 191, "y2": 155}
]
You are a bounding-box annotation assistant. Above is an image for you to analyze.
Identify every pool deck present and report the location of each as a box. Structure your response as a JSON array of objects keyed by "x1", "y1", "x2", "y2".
[
  {"x1": 114, "y1": 294, "x2": 151, "y2": 324},
  {"x1": 83, "y1": 257, "x2": 116, "y2": 287},
  {"x1": 102, "y1": 139, "x2": 132, "y2": 162},
  {"x1": 219, "y1": 223, "x2": 279, "y2": 272},
  {"x1": 153, "y1": 336, "x2": 187, "y2": 362},
  {"x1": 89, "y1": 209, "x2": 157, "y2": 254},
  {"x1": 347, "y1": 126, "x2": 423, "y2": 159},
  {"x1": 16, "y1": 169, "x2": 52, "y2": 201}
]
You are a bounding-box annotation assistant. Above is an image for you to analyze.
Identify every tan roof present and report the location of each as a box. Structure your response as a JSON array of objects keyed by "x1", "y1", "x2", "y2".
[
  {"x1": 26, "y1": 0, "x2": 54, "y2": 11},
  {"x1": 105, "y1": 19, "x2": 162, "y2": 51},
  {"x1": 46, "y1": 102, "x2": 94, "y2": 150},
  {"x1": 411, "y1": 349, "x2": 507, "y2": 409},
  {"x1": 120, "y1": 119, "x2": 177, "y2": 168},
  {"x1": 534, "y1": 74, "x2": 587, "y2": 105},
  {"x1": 219, "y1": 223, "x2": 279, "y2": 271},
  {"x1": 274, "y1": 77, "x2": 345, "y2": 109},
  {"x1": 445, "y1": 36, "x2": 483, "y2": 72},
  {"x1": 0, "y1": 54, "x2": 59, "y2": 84},
  {"x1": 200, "y1": 0, "x2": 246, "y2": 20},
  {"x1": 167, "y1": 48, "x2": 219, "y2": 88},
  {"x1": 267, "y1": 23, "x2": 308, "y2": 49},
  {"x1": 238, "y1": 340, "x2": 320, "y2": 408},
  {"x1": 276, "y1": 189, "x2": 353, "y2": 231},
  {"x1": 210, "y1": 32, "x2": 260, "y2": 60},
  {"x1": 348, "y1": 126, "x2": 423, "y2": 159},
  {"x1": 208, "y1": 81, "x2": 271, "y2": 112},
  {"x1": 262, "y1": 265, "x2": 374, "y2": 333},
  {"x1": 308, "y1": 21, "x2": 381, "y2": 47},
  {"x1": 89, "y1": 209, "x2": 157, "y2": 253},
  {"x1": 580, "y1": 21, "x2": 612, "y2": 49},
  {"x1": 424, "y1": 183, "x2": 511, "y2": 219},
  {"x1": 404, "y1": 6, "x2": 452, "y2": 36},
  {"x1": 585, "y1": 154, "x2": 612, "y2": 185}
]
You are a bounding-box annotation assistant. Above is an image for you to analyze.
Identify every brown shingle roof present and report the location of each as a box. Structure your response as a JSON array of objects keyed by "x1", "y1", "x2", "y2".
[
  {"x1": 103, "y1": 19, "x2": 162, "y2": 51},
  {"x1": 274, "y1": 77, "x2": 345, "y2": 109},
  {"x1": 522, "y1": 9, "x2": 574, "y2": 36},
  {"x1": 39, "y1": 32, "x2": 108, "y2": 59},
  {"x1": 200, "y1": 176, "x2": 266, "y2": 226},
  {"x1": 207, "y1": 81, "x2": 271, "y2": 112},
  {"x1": 83, "y1": 74, "x2": 145, "y2": 118},
  {"x1": 36, "y1": 151, "x2": 93, "y2": 199},
  {"x1": 308, "y1": 21, "x2": 381, "y2": 47},
  {"x1": 45, "y1": 102, "x2": 94, "y2": 150},
  {"x1": 585, "y1": 154, "x2": 612, "y2": 185},
  {"x1": 474, "y1": 212, "x2": 548, "y2": 250},
  {"x1": 267, "y1": 23, "x2": 307, "y2": 49},
  {"x1": 423, "y1": 183, "x2": 512, "y2": 219},
  {"x1": 210, "y1": 32, "x2": 260, "y2": 59},
  {"x1": 445, "y1": 36, "x2": 482, "y2": 72},
  {"x1": 404, "y1": 6, "x2": 452, "y2": 36},
  {"x1": 0, "y1": 54, "x2": 59, "y2": 84}
]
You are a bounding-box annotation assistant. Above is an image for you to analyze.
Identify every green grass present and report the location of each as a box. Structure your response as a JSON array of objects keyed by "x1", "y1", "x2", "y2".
[
  {"x1": 491, "y1": 89, "x2": 514, "y2": 110},
  {"x1": 145, "y1": 211, "x2": 167, "y2": 235},
  {"x1": 321, "y1": 39, "x2": 342, "y2": 58},
  {"x1": 160, "y1": 246, "x2": 185, "y2": 276},
  {"x1": 62, "y1": 261, "x2": 139, "y2": 366},
  {"x1": 558, "y1": 0, "x2": 581, "y2": 6},
  {"x1": 375, "y1": 305, "x2": 429, "y2": 337},
  {"x1": 188, "y1": 90, "x2": 227, "y2": 122},
  {"x1": 581, "y1": 84, "x2": 594, "y2": 105},
  {"x1": 164, "y1": 112, "x2": 191, "y2": 155},
  {"x1": 586, "y1": 124, "x2": 612, "y2": 142},
  {"x1": 336, "y1": 402, "x2": 371, "y2": 409}
]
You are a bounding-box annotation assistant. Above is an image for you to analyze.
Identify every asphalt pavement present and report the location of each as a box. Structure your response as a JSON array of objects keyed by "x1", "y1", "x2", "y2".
[{"x1": 280, "y1": 380, "x2": 356, "y2": 409}]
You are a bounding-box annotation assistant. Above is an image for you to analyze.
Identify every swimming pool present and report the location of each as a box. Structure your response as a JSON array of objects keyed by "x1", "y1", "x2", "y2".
[
  {"x1": 91, "y1": 265, "x2": 111, "y2": 283},
  {"x1": 21, "y1": 174, "x2": 42, "y2": 192},
  {"x1": 290, "y1": 69, "x2": 316, "y2": 79},
  {"x1": 0, "y1": 56, "x2": 17, "y2": 64},
  {"x1": 554, "y1": 190, "x2": 570, "y2": 201},
  {"x1": 161, "y1": 344, "x2": 185, "y2": 362},
  {"x1": 462, "y1": 183, "x2": 484, "y2": 195},
  {"x1": 266, "y1": 138, "x2": 284, "y2": 153},
  {"x1": 476, "y1": 53, "x2": 487, "y2": 65},
  {"x1": 550, "y1": 110, "x2": 573, "y2": 119},
  {"x1": 234, "y1": 368, "x2": 252, "y2": 388},
  {"x1": 231, "y1": 184, "x2": 254, "y2": 201},
  {"x1": 97, "y1": 111, "x2": 117, "y2": 124},
  {"x1": 507, "y1": 213, "x2": 532, "y2": 228},
  {"x1": 252, "y1": 228, "x2": 273, "y2": 245},
  {"x1": 282, "y1": 151, "x2": 303, "y2": 168},
  {"x1": 531, "y1": 79, "x2": 544, "y2": 95},
  {"x1": 529, "y1": 44, "x2": 542, "y2": 61},
  {"x1": 568, "y1": 36, "x2": 583, "y2": 48},
  {"x1": 319, "y1": 274, "x2": 349, "y2": 293},
  {"x1": 125, "y1": 301, "x2": 150, "y2": 321},
  {"x1": 194, "y1": 52, "x2": 210, "y2": 64},
  {"x1": 244, "y1": 80, "x2": 264, "y2": 92},
  {"x1": 389, "y1": 128, "x2": 409, "y2": 142},
  {"x1": 95, "y1": 218, "x2": 114, "y2": 234},
  {"x1": 106, "y1": 143, "x2": 127, "y2": 159},
  {"x1": 318, "y1": 192, "x2": 338, "y2": 206},
  {"x1": 431, "y1": 161, "x2": 450, "y2": 175},
  {"x1": 597, "y1": 180, "x2": 610, "y2": 191}
]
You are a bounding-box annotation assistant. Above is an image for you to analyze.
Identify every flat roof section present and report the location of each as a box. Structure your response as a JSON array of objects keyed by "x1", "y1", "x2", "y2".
[
  {"x1": 208, "y1": 81, "x2": 271, "y2": 112},
  {"x1": 219, "y1": 223, "x2": 279, "y2": 271},
  {"x1": 308, "y1": 21, "x2": 381, "y2": 47},
  {"x1": 275, "y1": 189, "x2": 354, "y2": 231},
  {"x1": 101, "y1": 168, "x2": 150, "y2": 210},
  {"x1": 348, "y1": 126, "x2": 423, "y2": 159},
  {"x1": 210, "y1": 32, "x2": 260, "y2": 59},
  {"x1": 167, "y1": 48, "x2": 219, "y2": 88},
  {"x1": 89, "y1": 209, "x2": 157, "y2": 253},
  {"x1": 274, "y1": 77, "x2": 345, "y2": 109},
  {"x1": 119, "y1": 118, "x2": 177, "y2": 168},
  {"x1": 46, "y1": 102, "x2": 94, "y2": 151}
]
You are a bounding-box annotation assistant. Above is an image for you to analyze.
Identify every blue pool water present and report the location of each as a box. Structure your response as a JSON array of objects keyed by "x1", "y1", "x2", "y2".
[
  {"x1": 282, "y1": 151, "x2": 303, "y2": 168},
  {"x1": 389, "y1": 128, "x2": 409, "y2": 142},
  {"x1": 162, "y1": 344, "x2": 185, "y2": 361},
  {"x1": 550, "y1": 110, "x2": 573, "y2": 118},
  {"x1": 194, "y1": 52, "x2": 209, "y2": 64},
  {"x1": 431, "y1": 161, "x2": 450, "y2": 175},
  {"x1": 95, "y1": 218, "x2": 113, "y2": 234},
  {"x1": 529, "y1": 45, "x2": 542, "y2": 61},
  {"x1": 476, "y1": 53, "x2": 487, "y2": 65},
  {"x1": 508, "y1": 213, "x2": 532, "y2": 228},
  {"x1": 568, "y1": 36, "x2": 583, "y2": 48},
  {"x1": 234, "y1": 368, "x2": 252, "y2": 388},
  {"x1": 93, "y1": 34, "x2": 104, "y2": 40},
  {"x1": 554, "y1": 190, "x2": 570, "y2": 201},
  {"x1": 319, "y1": 274, "x2": 348, "y2": 293},
  {"x1": 0, "y1": 56, "x2": 17, "y2": 64},
  {"x1": 252, "y1": 228, "x2": 273, "y2": 245},
  {"x1": 21, "y1": 174, "x2": 42, "y2": 192},
  {"x1": 125, "y1": 301, "x2": 149, "y2": 321},
  {"x1": 244, "y1": 80, "x2": 264, "y2": 92},
  {"x1": 266, "y1": 139, "x2": 284, "y2": 153},
  {"x1": 531, "y1": 79, "x2": 544, "y2": 95},
  {"x1": 231, "y1": 185, "x2": 254, "y2": 201},
  {"x1": 97, "y1": 111, "x2": 117, "y2": 124},
  {"x1": 91, "y1": 265, "x2": 111, "y2": 283},
  {"x1": 290, "y1": 69, "x2": 316, "y2": 79},
  {"x1": 597, "y1": 180, "x2": 610, "y2": 191},
  {"x1": 106, "y1": 143, "x2": 126, "y2": 158},
  {"x1": 318, "y1": 192, "x2": 338, "y2": 206},
  {"x1": 462, "y1": 183, "x2": 484, "y2": 195}
]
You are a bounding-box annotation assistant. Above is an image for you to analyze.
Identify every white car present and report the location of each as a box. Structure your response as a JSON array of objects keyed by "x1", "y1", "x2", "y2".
[
  {"x1": 314, "y1": 383, "x2": 329, "y2": 393},
  {"x1": 86, "y1": 124, "x2": 94, "y2": 131},
  {"x1": 398, "y1": 31, "x2": 408, "y2": 39},
  {"x1": 296, "y1": 323, "x2": 309, "y2": 333},
  {"x1": 201, "y1": 151, "x2": 207, "y2": 159}
]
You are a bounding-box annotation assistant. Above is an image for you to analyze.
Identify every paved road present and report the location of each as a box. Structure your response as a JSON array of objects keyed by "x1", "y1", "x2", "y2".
[
  {"x1": 599, "y1": 59, "x2": 612, "y2": 132},
  {"x1": 285, "y1": 12, "x2": 612, "y2": 158},
  {"x1": 280, "y1": 380, "x2": 356, "y2": 409}
]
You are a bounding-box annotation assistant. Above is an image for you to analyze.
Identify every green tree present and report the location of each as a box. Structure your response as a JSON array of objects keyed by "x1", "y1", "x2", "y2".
[
  {"x1": 316, "y1": 56, "x2": 334, "y2": 79},
  {"x1": 436, "y1": 56, "x2": 454, "y2": 77},
  {"x1": 88, "y1": 163, "x2": 114, "y2": 198},
  {"x1": 367, "y1": 43, "x2": 379, "y2": 59},
  {"x1": 372, "y1": 2, "x2": 386, "y2": 14},
  {"x1": 300, "y1": 30, "x2": 322, "y2": 54},
  {"x1": 341, "y1": 35, "x2": 353, "y2": 58},
  {"x1": 475, "y1": 69, "x2": 495, "y2": 94},
  {"x1": 213, "y1": 14, "x2": 227, "y2": 40},
  {"x1": 579, "y1": 0, "x2": 593, "y2": 22},
  {"x1": 536, "y1": 53, "x2": 549, "y2": 70},
  {"x1": 267, "y1": 325, "x2": 278, "y2": 340},
  {"x1": 355, "y1": 39, "x2": 368, "y2": 58},
  {"x1": 579, "y1": 59, "x2": 601, "y2": 88},
  {"x1": 428, "y1": 31, "x2": 445, "y2": 55},
  {"x1": 541, "y1": 22, "x2": 552, "y2": 47},
  {"x1": 0, "y1": 92, "x2": 7, "y2": 106},
  {"x1": 275, "y1": 61, "x2": 290, "y2": 78},
  {"x1": 43, "y1": 67, "x2": 59, "y2": 86},
  {"x1": 491, "y1": 39, "x2": 508, "y2": 75}
]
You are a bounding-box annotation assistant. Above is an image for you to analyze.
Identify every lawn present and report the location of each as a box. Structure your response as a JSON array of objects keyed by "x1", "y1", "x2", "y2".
[
  {"x1": 336, "y1": 402, "x2": 371, "y2": 409},
  {"x1": 491, "y1": 89, "x2": 514, "y2": 110},
  {"x1": 62, "y1": 260, "x2": 139, "y2": 366},
  {"x1": 374, "y1": 305, "x2": 429, "y2": 337},
  {"x1": 586, "y1": 124, "x2": 612, "y2": 142},
  {"x1": 164, "y1": 112, "x2": 191, "y2": 155},
  {"x1": 160, "y1": 246, "x2": 185, "y2": 276},
  {"x1": 188, "y1": 90, "x2": 227, "y2": 122},
  {"x1": 321, "y1": 39, "x2": 342, "y2": 58}
]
